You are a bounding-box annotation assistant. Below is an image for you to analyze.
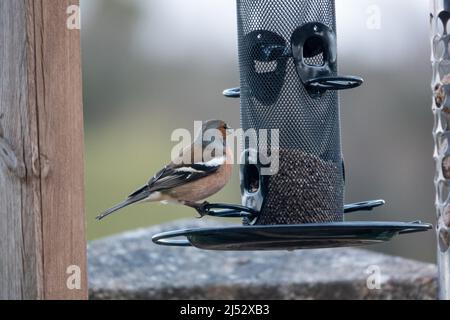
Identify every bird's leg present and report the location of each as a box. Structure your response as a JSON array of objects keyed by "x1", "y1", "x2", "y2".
[{"x1": 183, "y1": 201, "x2": 212, "y2": 218}]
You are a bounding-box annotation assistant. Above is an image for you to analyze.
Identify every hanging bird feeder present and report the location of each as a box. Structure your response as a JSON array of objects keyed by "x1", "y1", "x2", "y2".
[{"x1": 153, "y1": 0, "x2": 431, "y2": 250}]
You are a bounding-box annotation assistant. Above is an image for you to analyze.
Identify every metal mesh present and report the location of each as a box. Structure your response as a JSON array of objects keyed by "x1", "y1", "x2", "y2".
[
  {"x1": 304, "y1": 52, "x2": 325, "y2": 66},
  {"x1": 237, "y1": 0, "x2": 344, "y2": 225}
]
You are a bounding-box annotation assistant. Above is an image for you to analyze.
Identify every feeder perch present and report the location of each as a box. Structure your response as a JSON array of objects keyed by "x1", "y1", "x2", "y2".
[{"x1": 153, "y1": 0, "x2": 431, "y2": 250}]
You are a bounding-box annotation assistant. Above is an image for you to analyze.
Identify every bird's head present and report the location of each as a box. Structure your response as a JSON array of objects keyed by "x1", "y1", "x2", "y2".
[{"x1": 201, "y1": 120, "x2": 232, "y2": 140}]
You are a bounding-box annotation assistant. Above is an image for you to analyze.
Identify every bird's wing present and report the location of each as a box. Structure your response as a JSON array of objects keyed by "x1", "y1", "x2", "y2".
[{"x1": 144, "y1": 156, "x2": 226, "y2": 193}]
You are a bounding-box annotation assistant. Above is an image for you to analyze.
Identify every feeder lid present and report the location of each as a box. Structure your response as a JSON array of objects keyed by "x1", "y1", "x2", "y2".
[{"x1": 152, "y1": 221, "x2": 432, "y2": 251}]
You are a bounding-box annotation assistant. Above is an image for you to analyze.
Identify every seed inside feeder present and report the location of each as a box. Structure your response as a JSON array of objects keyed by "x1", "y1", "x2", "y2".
[
  {"x1": 256, "y1": 149, "x2": 344, "y2": 225},
  {"x1": 442, "y1": 156, "x2": 450, "y2": 180}
]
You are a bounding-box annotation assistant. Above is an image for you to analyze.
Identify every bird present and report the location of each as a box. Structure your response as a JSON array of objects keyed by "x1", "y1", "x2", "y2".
[{"x1": 96, "y1": 120, "x2": 233, "y2": 221}]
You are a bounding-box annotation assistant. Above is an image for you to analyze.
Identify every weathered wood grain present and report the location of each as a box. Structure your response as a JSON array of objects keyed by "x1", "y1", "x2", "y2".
[{"x1": 0, "y1": 0, "x2": 87, "y2": 300}]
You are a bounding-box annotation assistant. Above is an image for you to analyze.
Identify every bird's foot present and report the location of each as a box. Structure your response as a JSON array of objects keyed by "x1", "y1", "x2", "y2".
[
  {"x1": 184, "y1": 201, "x2": 212, "y2": 218},
  {"x1": 196, "y1": 201, "x2": 212, "y2": 218}
]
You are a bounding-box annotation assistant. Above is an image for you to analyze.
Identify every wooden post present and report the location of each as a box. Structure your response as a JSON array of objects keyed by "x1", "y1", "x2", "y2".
[{"x1": 0, "y1": 0, "x2": 87, "y2": 300}]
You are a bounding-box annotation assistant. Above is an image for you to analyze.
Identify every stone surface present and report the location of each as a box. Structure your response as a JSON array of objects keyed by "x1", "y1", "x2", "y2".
[{"x1": 88, "y1": 220, "x2": 437, "y2": 300}]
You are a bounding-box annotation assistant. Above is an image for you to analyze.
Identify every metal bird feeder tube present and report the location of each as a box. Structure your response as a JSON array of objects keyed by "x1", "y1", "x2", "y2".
[
  {"x1": 153, "y1": 0, "x2": 431, "y2": 250},
  {"x1": 237, "y1": 0, "x2": 351, "y2": 226},
  {"x1": 431, "y1": 0, "x2": 450, "y2": 300}
]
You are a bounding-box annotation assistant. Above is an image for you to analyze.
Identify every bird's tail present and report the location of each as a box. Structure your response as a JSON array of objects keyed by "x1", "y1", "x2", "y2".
[{"x1": 96, "y1": 186, "x2": 151, "y2": 221}]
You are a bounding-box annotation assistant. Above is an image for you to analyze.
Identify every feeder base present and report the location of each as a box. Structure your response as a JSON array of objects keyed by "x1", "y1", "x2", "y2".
[{"x1": 152, "y1": 221, "x2": 432, "y2": 251}]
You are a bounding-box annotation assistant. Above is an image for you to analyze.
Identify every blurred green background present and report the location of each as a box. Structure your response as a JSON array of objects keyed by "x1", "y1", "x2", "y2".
[{"x1": 82, "y1": 0, "x2": 436, "y2": 263}]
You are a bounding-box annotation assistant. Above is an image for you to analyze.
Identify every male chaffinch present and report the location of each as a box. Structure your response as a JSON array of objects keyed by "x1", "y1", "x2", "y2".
[{"x1": 96, "y1": 120, "x2": 233, "y2": 220}]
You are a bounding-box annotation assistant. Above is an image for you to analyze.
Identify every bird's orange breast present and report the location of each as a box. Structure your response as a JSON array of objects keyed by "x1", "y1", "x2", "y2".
[{"x1": 166, "y1": 146, "x2": 234, "y2": 202}]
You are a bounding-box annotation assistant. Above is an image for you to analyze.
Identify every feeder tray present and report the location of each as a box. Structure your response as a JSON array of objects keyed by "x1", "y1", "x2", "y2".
[
  {"x1": 152, "y1": 201, "x2": 432, "y2": 250},
  {"x1": 153, "y1": 0, "x2": 432, "y2": 251},
  {"x1": 152, "y1": 222, "x2": 431, "y2": 251}
]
